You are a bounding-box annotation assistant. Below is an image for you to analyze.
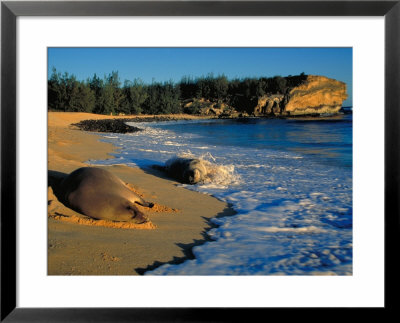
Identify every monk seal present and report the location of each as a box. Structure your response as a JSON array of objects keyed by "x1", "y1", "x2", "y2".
[
  {"x1": 59, "y1": 167, "x2": 153, "y2": 224},
  {"x1": 155, "y1": 157, "x2": 207, "y2": 184}
]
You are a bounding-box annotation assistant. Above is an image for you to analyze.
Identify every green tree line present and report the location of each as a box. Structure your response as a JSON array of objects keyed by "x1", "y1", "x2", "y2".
[{"x1": 48, "y1": 68, "x2": 307, "y2": 115}]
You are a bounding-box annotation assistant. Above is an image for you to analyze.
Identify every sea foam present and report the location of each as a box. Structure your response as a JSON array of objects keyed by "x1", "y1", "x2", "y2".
[{"x1": 91, "y1": 118, "x2": 353, "y2": 275}]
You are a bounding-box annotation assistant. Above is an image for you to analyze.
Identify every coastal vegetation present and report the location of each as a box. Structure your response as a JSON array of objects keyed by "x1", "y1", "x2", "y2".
[{"x1": 48, "y1": 68, "x2": 309, "y2": 116}]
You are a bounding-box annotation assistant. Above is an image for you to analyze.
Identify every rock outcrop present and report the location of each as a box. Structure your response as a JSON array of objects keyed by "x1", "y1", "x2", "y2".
[
  {"x1": 254, "y1": 94, "x2": 284, "y2": 116},
  {"x1": 71, "y1": 119, "x2": 143, "y2": 133},
  {"x1": 182, "y1": 75, "x2": 348, "y2": 118},
  {"x1": 252, "y1": 75, "x2": 348, "y2": 116},
  {"x1": 284, "y1": 75, "x2": 348, "y2": 115},
  {"x1": 183, "y1": 98, "x2": 239, "y2": 117}
]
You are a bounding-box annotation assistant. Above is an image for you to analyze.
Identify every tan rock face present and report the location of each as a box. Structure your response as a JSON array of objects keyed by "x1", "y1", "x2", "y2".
[
  {"x1": 254, "y1": 94, "x2": 284, "y2": 116},
  {"x1": 253, "y1": 75, "x2": 347, "y2": 116},
  {"x1": 184, "y1": 98, "x2": 238, "y2": 117},
  {"x1": 284, "y1": 75, "x2": 347, "y2": 115}
]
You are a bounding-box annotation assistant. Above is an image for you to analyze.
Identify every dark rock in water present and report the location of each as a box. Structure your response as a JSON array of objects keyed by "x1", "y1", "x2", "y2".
[
  {"x1": 123, "y1": 116, "x2": 199, "y2": 122},
  {"x1": 72, "y1": 119, "x2": 142, "y2": 133}
]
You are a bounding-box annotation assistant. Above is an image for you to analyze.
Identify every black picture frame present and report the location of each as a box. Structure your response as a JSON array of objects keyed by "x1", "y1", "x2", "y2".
[{"x1": 1, "y1": 0, "x2": 399, "y2": 321}]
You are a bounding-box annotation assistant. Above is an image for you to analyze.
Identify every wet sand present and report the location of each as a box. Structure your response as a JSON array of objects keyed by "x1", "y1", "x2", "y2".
[{"x1": 48, "y1": 112, "x2": 235, "y2": 275}]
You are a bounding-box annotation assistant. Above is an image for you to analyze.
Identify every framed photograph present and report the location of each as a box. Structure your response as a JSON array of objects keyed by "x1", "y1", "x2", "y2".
[{"x1": 2, "y1": 0, "x2": 399, "y2": 321}]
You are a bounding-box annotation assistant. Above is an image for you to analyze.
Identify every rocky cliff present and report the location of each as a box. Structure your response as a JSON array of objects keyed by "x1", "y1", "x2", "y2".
[
  {"x1": 284, "y1": 75, "x2": 348, "y2": 115},
  {"x1": 252, "y1": 75, "x2": 348, "y2": 116},
  {"x1": 183, "y1": 98, "x2": 242, "y2": 118}
]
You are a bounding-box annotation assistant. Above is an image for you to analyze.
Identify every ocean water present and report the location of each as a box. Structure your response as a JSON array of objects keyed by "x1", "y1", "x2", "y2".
[{"x1": 91, "y1": 114, "x2": 353, "y2": 275}]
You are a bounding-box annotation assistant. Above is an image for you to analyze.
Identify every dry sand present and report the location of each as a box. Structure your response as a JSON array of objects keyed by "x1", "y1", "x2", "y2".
[{"x1": 48, "y1": 112, "x2": 235, "y2": 275}]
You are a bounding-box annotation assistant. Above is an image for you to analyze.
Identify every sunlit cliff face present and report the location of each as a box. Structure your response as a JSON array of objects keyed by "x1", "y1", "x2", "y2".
[
  {"x1": 254, "y1": 75, "x2": 348, "y2": 116},
  {"x1": 284, "y1": 75, "x2": 348, "y2": 115}
]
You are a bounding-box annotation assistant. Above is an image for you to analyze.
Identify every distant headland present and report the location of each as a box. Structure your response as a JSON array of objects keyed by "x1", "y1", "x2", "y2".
[{"x1": 48, "y1": 70, "x2": 348, "y2": 118}]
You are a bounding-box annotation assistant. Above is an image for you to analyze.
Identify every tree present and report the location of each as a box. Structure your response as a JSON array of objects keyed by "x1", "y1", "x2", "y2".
[
  {"x1": 107, "y1": 71, "x2": 124, "y2": 114},
  {"x1": 142, "y1": 81, "x2": 181, "y2": 115},
  {"x1": 160, "y1": 81, "x2": 181, "y2": 114},
  {"x1": 92, "y1": 71, "x2": 123, "y2": 115},
  {"x1": 129, "y1": 79, "x2": 148, "y2": 114},
  {"x1": 142, "y1": 83, "x2": 160, "y2": 114},
  {"x1": 89, "y1": 73, "x2": 104, "y2": 113},
  {"x1": 212, "y1": 75, "x2": 229, "y2": 101},
  {"x1": 67, "y1": 81, "x2": 95, "y2": 112},
  {"x1": 48, "y1": 68, "x2": 95, "y2": 112},
  {"x1": 96, "y1": 83, "x2": 115, "y2": 114},
  {"x1": 256, "y1": 79, "x2": 267, "y2": 97},
  {"x1": 48, "y1": 68, "x2": 64, "y2": 110},
  {"x1": 180, "y1": 75, "x2": 197, "y2": 100},
  {"x1": 272, "y1": 76, "x2": 287, "y2": 94},
  {"x1": 49, "y1": 68, "x2": 309, "y2": 115}
]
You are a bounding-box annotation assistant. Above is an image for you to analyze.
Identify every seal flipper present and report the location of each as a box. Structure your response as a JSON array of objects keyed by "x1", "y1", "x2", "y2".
[
  {"x1": 134, "y1": 200, "x2": 154, "y2": 208},
  {"x1": 123, "y1": 181, "x2": 154, "y2": 208}
]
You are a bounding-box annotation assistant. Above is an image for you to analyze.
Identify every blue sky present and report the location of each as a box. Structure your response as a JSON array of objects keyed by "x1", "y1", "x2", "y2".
[{"x1": 48, "y1": 47, "x2": 352, "y2": 106}]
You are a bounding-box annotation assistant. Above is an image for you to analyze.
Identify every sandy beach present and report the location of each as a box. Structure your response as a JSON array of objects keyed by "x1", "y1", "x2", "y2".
[{"x1": 48, "y1": 112, "x2": 235, "y2": 275}]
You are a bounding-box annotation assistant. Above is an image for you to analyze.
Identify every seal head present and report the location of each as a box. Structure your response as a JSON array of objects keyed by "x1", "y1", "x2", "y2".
[{"x1": 165, "y1": 158, "x2": 207, "y2": 184}]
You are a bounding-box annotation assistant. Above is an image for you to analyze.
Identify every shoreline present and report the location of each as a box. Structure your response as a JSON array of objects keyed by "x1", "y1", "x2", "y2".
[
  {"x1": 64, "y1": 110, "x2": 352, "y2": 134},
  {"x1": 48, "y1": 112, "x2": 236, "y2": 275}
]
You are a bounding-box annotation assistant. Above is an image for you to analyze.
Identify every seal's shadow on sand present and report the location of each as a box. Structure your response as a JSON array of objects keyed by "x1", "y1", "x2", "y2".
[
  {"x1": 48, "y1": 170, "x2": 68, "y2": 203},
  {"x1": 140, "y1": 165, "x2": 174, "y2": 182},
  {"x1": 135, "y1": 206, "x2": 237, "y2": 275}
]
